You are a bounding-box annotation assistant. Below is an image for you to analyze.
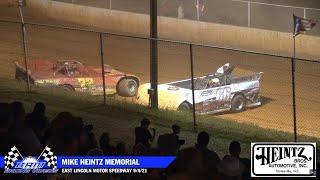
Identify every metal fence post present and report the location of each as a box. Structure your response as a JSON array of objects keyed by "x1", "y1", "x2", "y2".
[
  {"x1": 109, "y1": 0, "x2": 112, "y2": 9},
  {"x1": 150, "y1": 0, "x2": 158, "y2": 109},
  {"x1": 291, "y1": 57, "x2": 297, "y2": 142},
  {"x1": 196, "y1": 0, "x2": 200, "y2": 21},
  {"x1": 292, "y1": 37, "x2": 297, "y2": 142},
  {"x1": 248, "y1": 1, "x2": 251, "y2": 27},
  {"x1": 18, "y1": 6, "x2": 30, "y2": 91},
  {"x1": 189, "y1": 43, "x2": 197, "y2": 132},
  {"x1": 100, "y1": 33, "x2": 106, "y2": 105}
]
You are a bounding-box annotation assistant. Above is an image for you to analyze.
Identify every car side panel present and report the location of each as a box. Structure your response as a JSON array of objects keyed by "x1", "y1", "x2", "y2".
[
  {"x1": 185, "y1": 80, "x2": 261, "y2": 114},
  {"x1": 14, "y1": 60, "x2": 134, "y2": 95}
]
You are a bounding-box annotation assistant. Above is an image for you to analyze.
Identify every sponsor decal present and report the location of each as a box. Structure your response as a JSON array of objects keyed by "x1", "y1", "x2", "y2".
[
  {"x1": 67, "y1": 78, "x2": 77, "y2": 82},
  {"x1": 168, "y1": 86, "x2": 179, "y2": 91},
  {"x1": 251, "y1": 143, "x2": 316, "y2": 177},
  {"x1": 3, "y1": 146, "x2": 58, "y2": 173},
  {"x1": 36, "y1": 79, "x2": 60, "y2": 85},
  {"x1": 200, "y1": 90, "x2": 213, "y2": 97}
]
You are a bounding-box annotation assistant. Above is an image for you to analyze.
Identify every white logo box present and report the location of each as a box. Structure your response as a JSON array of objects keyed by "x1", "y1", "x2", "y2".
[{"x1": 251, "y1": 142, "x2": 316, "y2": 177}]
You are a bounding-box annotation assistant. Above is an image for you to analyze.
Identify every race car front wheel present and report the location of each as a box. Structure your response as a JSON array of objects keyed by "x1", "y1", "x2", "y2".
[
  {"x1": 231, "y1": 94, "x2": 246, "y2": 113},
  {"x1": 177, "y1": 102, "x2": 192, "y2": 112},
  {"x1": 117, "y1": 78, "x2": 138, "y2": 97}
]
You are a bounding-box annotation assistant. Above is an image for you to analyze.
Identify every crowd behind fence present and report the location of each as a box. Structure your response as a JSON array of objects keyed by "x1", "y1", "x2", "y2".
[
  {"x1": 0, "y1": 19, "x2": 320, "y2": 143},
  {"x1": 52, "y1": 0, "x2": 320, "y2": 36}
]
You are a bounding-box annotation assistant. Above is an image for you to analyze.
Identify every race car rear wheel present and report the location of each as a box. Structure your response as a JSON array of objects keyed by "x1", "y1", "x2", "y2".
[
  {"x1": 62, "y1": 84, "x2": 74, "y2": 92},
  {"x1": 117, "y1": 78, "x2": 138, "y2": 97},
  {"x1": 177, "y1": 102, "x2": 192, "y2": 112},
  {"x1": 231, "y1": 94, "x2": 246, "y2": 113}
]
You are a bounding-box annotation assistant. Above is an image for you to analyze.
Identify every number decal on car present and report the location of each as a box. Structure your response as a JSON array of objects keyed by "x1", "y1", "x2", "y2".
[
  {"x1": 77, "y1": 78, "x2": 94, "y2": 88},
  {"x1": 216, "y1": 87, "x2": 231, "y2": 100}
]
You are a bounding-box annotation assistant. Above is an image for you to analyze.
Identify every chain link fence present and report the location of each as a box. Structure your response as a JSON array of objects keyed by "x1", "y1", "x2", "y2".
[
  {"x1": 52, "y1": 0, "x2": 320, "y2": 36},
  {"x1": 192, "y1": 44, "x2": 295, "y2": 134},
  {"x1": 0, "y1": 19, "x2": 320, "y2": 143},
  {"x1": 295, "y1": 59, "x2": 320, "y2": 138},
  {"x1": 0, "y1": 21, "x2": 23, "y2": 79}
]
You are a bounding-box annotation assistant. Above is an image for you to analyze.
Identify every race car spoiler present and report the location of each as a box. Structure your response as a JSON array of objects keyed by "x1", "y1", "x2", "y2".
[{"x1": 229, "y1": 72, "x2": 263, "y2": 84}]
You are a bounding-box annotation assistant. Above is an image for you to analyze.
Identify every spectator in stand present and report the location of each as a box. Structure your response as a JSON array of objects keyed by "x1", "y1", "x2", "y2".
[
  {"x1": 177, "y1": 0, "x2": 184, "y2": 19},
  {"x1": 115, "y1": 142, "x2": 126, "y2": 156},
  {"x1": 195, "y1": 131, "x2": 220, "y2": 162},
  {"x1": 0, "y1": 104, "x2": 25, "y2": 180},
  {"x1": 99, "y1": 132, "x2": 116, "y2": 155},
  {"x1": 0, "y1": 103, "x2": 23, "y2": 154},
  {"x1": 25, "y1": 102, "x2": 49, "y2": 148},
  {"x1": 25, "y1": 102, "x2": 48, "y2": 126},
  {"x1": 71, "y1": 147, "x2": 109, "y2": 180},
  {"x1": 9, "y1": 101, "x2": 41, "y2": 155},
  {"x1": 87, "y1": 148, "x2": 104, "y2": 156},
  {"x1": 134, "y1": 118, "x2": 156, "y2": 148},
  {"x1": 195, "y1": 131, "x2": 221, "y2": 178},
  {"x1": 133, "y1": 143, "x2": 147, "y2": 156},
  {"x1": 144, "y1": 148, "x2": 168, "y2": 180},
  {"x1": 167, "y1": 147, "x2": 204, "y2": 180},
  {"x1": 218, "y1": 155, "x2": 245, "y2": 180},
  {"x1": 48, "y1": 112, "x2": 88, "y2": 156},
  {"x1": 113, "y1": 142, "x2": 129, "y2": 180},
  {"x1": 80, "y1": 124, "x2": 98, "y2": 155},
  {"x1": 157, "y1": 124, "x2": 185, "y2": 155},
  {"x1": 222, "y1": 141, "x2": 250, "y2": 179},
  {"x1": 87, "y1": 125, "x2": 98, "y2": 148}
]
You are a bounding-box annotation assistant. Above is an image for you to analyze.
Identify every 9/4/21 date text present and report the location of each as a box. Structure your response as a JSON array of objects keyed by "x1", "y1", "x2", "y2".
[
  {"x1": 62, "y1": 168, "x2": 148, "y2": 174},
  {"x1": 132, "y1": 168, "x2": 147, "y2": 173}
]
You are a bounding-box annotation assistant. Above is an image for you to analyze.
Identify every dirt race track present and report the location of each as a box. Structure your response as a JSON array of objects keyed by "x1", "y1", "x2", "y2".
[{"x1": 0, "y1": 7, "x2": 319, "y2": 138}]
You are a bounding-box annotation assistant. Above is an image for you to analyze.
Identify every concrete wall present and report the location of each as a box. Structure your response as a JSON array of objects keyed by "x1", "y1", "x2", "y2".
[
  {"x1": 27, "y1": 0, "x2": 320, "y2": 60},
  {"x1": 160, "y1": 18, "x2": 320, "y2": 60}
]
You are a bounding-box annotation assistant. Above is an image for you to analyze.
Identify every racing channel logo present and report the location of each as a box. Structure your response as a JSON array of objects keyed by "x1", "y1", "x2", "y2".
[
  {"x1": 251, "y1": 143, "x2": 316, "y2": 177},
  {"x1": 4, "y1": 146, "x2": 58, "y2": 173}
]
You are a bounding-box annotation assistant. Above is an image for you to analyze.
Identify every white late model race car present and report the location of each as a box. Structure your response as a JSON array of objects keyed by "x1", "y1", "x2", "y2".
[{"x1": 137, "y1": 63, "x2": 263, "y2": 114}]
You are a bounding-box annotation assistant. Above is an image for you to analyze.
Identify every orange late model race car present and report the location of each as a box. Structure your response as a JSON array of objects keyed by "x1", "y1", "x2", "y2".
[{"x1": 14, "y1": 60, "x2": 140, "y2": 97}]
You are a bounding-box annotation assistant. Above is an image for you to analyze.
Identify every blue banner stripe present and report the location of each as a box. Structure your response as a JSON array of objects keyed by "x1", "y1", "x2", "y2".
[
  {"x1": 57, "y1": 156, "x2": 176, "y2": 168},
  {"x1": 0, "y1": 157, "x2": 4, "y2": 168},
  {"x1": 0, "y1": 156, "x2": 176, "y2": 169}
]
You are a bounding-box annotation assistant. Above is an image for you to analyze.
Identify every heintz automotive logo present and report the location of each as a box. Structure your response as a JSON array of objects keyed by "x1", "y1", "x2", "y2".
[{"x1": 251, "y1": 143, "x2": 316, "y2": 177}]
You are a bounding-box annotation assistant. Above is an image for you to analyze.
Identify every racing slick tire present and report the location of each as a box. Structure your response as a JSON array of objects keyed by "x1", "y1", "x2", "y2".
[
  {"x1": 177, "y1": 102, "x2": 192, "y2": 112},
  {"x1": 231, "y1": 94, "x2": 246, "y2": 113},
  {"x1": 62, "y1": 84, "x2": 74, "y2": 92},
  {"x1": 117, "y1": 78, "x2": 138, "y2": 97}
]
